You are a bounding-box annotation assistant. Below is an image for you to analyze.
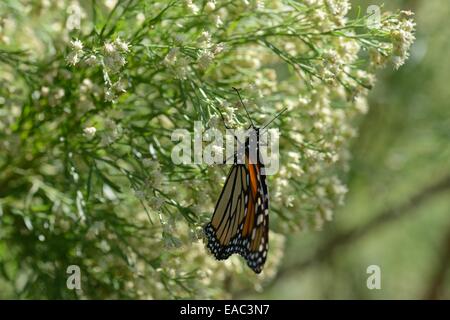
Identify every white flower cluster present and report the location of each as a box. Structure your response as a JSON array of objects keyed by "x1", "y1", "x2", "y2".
[
  {"x1": 65, "y1": 37, "x2": 131, "y2": 102},
  {"x1": 162, "y1": 31, "x2": 225, "y2": 78},
  {"x1": 66, "y1": 38, "x2": 84, "y2": 66},
  {"x1": 389, "y1": 11, "x2": 416, "y2": 69},
  {"x1": 369, "y1": 11, "x2": 416, "y2": 70},
  {"x1": 163, "y1": 47, "x2": 190, "y2": 79},
  {"x1": 103, "y1": 37, "x2": 129, "y2": 74}
]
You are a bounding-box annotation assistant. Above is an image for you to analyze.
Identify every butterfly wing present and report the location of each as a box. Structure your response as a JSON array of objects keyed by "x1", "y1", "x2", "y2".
[
  {"x1": 243, "y1": 163, "x2": 269, "y2": 273},
  {"x1": 204, "y1": 164, "x2": 248, "y2": 260},
  {"x1": 204, "y1": 162, "x2": 269, "y2": 273}
]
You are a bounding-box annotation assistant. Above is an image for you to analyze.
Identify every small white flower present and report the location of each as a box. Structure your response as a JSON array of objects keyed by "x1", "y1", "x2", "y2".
[
  {"x1": 225, "y1": 104, "x2": 237, "y2": 118},
  {"x1": 212, "y1": 43, "x2": 225, "y2": 55},
  {"x1": 70, "y1": 39, "x2": 83, "y2": 52},
  {"x1": 105, "y1": 0, "x2": 118, "y2": 9},
  {"x1": 114, "y1": 37, "x2": 130, "y2": 52},
  {"x1": 256, "y1": 0, "x2": 265, "y2": 10},
  {"x1": 83, "y1": 126, "x2": 96, "y2": 138},
  {"x1": 136, "y1": 12, "x2": 145, "y2": 24},
  {"x1": 197, "y1": 50, "x2": 214, "y2": 70},
  {"x1": 354, "y1": 95, "x2": 369, "y2": 114},
  {"x1": 82, "y1": 78, "x2": 93, "y2": 89},
  {"x1": 205, "y1": 1, "x2": 216, "y2": 12},
  {"x1": 401, "y1": 10, "x2": 414, "y2": 17},
  {"x1": 31, "y1": 90, "x2": 41, "y2": 100},
  {"x1": 185, "y1": 0, "x2": 199, "y2": 14},
  {"x1": 104, "y1": 42, "x2": 116, "y2": 54},
  {"x1": 284, "y1": 195, "x2": 295, "y2": 208},
  {"x1": 163, "y1": 47, "x2": 179, "y2": 66},
  {"x1": 41, "y1": 87, "x2": 50, "y2": 97},
  {"x1": 198, "y1": 31, "x2": 211, "y2": 48},
  {"x1": 103, "y1": 41, "x2": 127, "y2": 73},
  {"x1": 66, "y1": 51, "x2": 79, "y2": 66},
  {"x1": 55, "y1": 88, "x2": 65, "y2": 99},
  {"x1": 80, "y1": 78, "x2": 94, "y2": 93},
  {"x1": 392, "y1": 56, "x2": 404, "y2": 70},
  {"x1": 214, "y1": 15, "x2": 223, "y2": 27}
]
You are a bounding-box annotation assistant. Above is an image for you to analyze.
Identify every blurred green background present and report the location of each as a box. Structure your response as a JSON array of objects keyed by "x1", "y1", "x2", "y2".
[{"x1": 241, "y1": 0, "x2": 450, "y2": 299}]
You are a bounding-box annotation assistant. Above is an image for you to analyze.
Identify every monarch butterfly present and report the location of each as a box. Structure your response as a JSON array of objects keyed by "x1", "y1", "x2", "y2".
[{"x1": 204, "y1": 88, "x2": 286, "y2": 273}]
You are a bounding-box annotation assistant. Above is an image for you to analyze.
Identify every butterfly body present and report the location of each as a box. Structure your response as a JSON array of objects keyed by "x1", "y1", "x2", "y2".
[{"x1": 204, "y1": 127, "x2": 269, "y2": 273}]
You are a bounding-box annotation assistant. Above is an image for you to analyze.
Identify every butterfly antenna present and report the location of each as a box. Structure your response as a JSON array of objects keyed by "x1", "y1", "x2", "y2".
[
  {"x1": 261, "y1": 107, "x2": 288, "y2": 130},
  {"x1": 232, "y1": 87, "x2": 255, "y2": 128}
]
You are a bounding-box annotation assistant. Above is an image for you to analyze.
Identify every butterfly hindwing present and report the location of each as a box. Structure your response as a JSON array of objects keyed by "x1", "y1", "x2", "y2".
[{"x1": 244, "y1": 163, "x2": 269, "y2": 273}]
